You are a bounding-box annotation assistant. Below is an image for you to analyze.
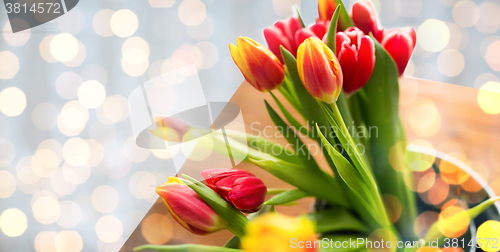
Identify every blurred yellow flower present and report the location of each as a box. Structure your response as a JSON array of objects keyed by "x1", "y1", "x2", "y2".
[
  {"x1": 241, "y1": 213, "x2": 318, "y2": 252},
  {"x1": 476, "y1": 220, "x2": 500, "y2": 252}
]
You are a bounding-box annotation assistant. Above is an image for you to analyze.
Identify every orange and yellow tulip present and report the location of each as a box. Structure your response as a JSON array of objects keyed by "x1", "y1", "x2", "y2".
[
  {"x1": 229, "y1": 37, "x2": 285, "y2": 92},
  {"x1": 318, "y1": 0, "x2": 337, "y2": 22},
  {"x1": 297, "y1": 37, "x2": 343, "y2": 104}
]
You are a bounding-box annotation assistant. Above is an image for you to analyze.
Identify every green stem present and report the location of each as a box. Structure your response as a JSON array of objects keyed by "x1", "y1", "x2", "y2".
[
  {"x1": 330, "y1": 102, "x2": 391, "y2": 228},
  {"x1": 134, "y1": 244, "x2": 243, "y2": 252}
]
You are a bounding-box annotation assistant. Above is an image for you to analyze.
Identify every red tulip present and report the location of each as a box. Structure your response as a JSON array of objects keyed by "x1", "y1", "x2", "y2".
[
  {"x1": 294, "y1": 21, "x2": 328, "y2": 48},
  {"x1": 264, "y1": 17, "x2": 302, "y2": 63},
  {"x1": 156, "y1": 177, "x2": 228, "y2": 235},
  {"x1": 380, "y1": 27, "x2": 416, "y2": 75},
  {"x1": 201, "y1": 169, "x2": 267, "y2": 213},
  {"x1": 351, "y1": 0, "x2": 384, "y2": 41},
  {"x1": 229, "y1": 37, "x2": 285, "y2": 92},
  {"x1": 336, "y1": 27, "x2": 375, "y2": 93},
  {"x1": 297, "y1": 37, "x2": 343, "y2": 104}
]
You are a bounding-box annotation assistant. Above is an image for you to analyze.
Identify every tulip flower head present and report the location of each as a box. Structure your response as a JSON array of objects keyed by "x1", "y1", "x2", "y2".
[
  {"x1": 229, "y1": 37, "x2": 285, "y2": 92},
  {"x1": 380, "y1": 27, "x2": 416, "y2": 76},
  {"x1": 201, "y1": 169, "x2": 267, "y2": 213},
  {"x1": 297, "y1": 37, "x2": 343, "y2": 104},
  {"x1": 263, "y1": 17, "x2": 302, "y2": 63},
  {"x1": 156, "y1": 177, "x2": 228, "y2": 235},
  {"x1": 336, "y1": 27, "x2": 375, "y2": 94},
  {"x1": 351, "y1": 0, "x2": 384, "y2": 41},
  {"x1": 241, "y1": 213, "x2": 318, "y2": 252},
  {"x1": 318, "y1": 0, "x2": 338, "y2": 22},
  {"x1": 295, "y1": 20, "x2": 328, "y2": 48}
]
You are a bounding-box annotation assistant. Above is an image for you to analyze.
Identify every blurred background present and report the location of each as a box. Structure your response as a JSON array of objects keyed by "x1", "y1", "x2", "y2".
[{"x1": 0, "y1": 0, "x2": 499, "y2": 251}]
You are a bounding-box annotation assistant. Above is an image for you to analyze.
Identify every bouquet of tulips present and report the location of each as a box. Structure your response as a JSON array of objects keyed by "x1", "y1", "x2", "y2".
[{"x1": 136, "y1": 1, "x2": 500, "y2": 252}]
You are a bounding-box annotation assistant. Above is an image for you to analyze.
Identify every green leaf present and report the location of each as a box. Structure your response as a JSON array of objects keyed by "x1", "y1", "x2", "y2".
[
  {"x1": 333, "y1": 1, "x2": 354, "y2": 30},
  {"x1": 270, "y1": 92, "x2": 311, "y2": 138},
  {"x1": 134, "y1": 244, "x2": 242, "y2": 252},
  {"x1": 316, "y1": 124, "x2": 382, "y2": 227},
  {"x1": 265, "y1": 100, "x2": 318, "y2": 170},
  {"x1": 181, "y1": 175, "x2": 249, "y2": 237},
  {"x1": 278, "y1": 84, "x2": 303, "y2": 118},
  {"x1": 295, "y1": 7, "x2": 306, "y2": 28},
  {"x1": 352, "y1": 37, "x2": 417, "y2": 238},
  {"x1": 324, "y1": 5, "x2": 341, "y2": 54},
  {"x1": 224, "y1": 236, "x2": 241, "y2": 249},
  {"x1": 267, "y1": 188, "x2": 289, "y2": 195},
  {"x1": 306, "y1": 208, "x2": 368, "y2": 234},
  {"x1": 265, "y1": 189, "x2": 309, "y2": 205},
  {"x1": 424, "y1": 196, "x2": 500, "y2": 241},
  {"x1": 249, "y1": 158, "x2": 349, "y2": 208}
]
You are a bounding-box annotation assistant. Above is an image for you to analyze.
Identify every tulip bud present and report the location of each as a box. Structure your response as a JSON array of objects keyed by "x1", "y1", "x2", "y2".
[
  {"x1": 336, "y1": 27, "x2": 375, "y2": 94},
  {"x1": 229, "y1": 37, "x2": 285, "y2": 92},
  {"x1": 201, "y1": 169, "x2": 267, "y2": 213},
  {"x1": 156, "y1": 177, "x2": 228, "y2": 235},
  {"x1": 294, "y1": 20, "x2": 328, "y2": 48},
  {"x1": 264, "y1": 17, "x2": 302, "y2": 63},
  {"x1": 241, "y1": 213, "x2": 318, "y2": 252},
  {"x1": 352, "y1": 0, "x2": 384, "y2": 41},
  {"x1": 297, "y1": 37, "x2": 343, "y2": 104},
  {"x1": 380, "y1": 27, "x2": 416, "y2": 76},
  {"x1": 318, "y1": 0, "x2": 337, "y2": 22}
]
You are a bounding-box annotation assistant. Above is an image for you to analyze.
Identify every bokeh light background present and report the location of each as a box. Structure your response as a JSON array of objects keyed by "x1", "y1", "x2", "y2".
[{"x1": 0, "y1": 0, "x2": 499, "y2": 251}]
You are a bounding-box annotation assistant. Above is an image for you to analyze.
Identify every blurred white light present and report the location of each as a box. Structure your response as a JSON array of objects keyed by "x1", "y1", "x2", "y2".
[
  {"x1": 437, "y1": 49, "x2": 465, "y2": 77},
  {"x1": 93, "y1": 9, "x2": 115, "y2": 37},
  {"x1": 0, "y1": 51, "x2": 19, "y2": 80},
  {"x1": 61, "y1": 162, "x2": 90, "y2": 185},
  {"x1": 129, "y1": 171, "x2": 157, "y2": 201},
  {"x1": 178, "y1": 0, "x2": 207, "y2": 26},
  {"x1": 63, "y1": 41, "x2": 86, "y2": 67},
  {"x1": 110, "y1": 9, "x2": 138, "y2": 37},
  {"x1": 95, "y1": 215, "x2": 123, "y2": 243},
  {"x1": 77, "y1": 80, "x2": 106, "y2": 108},
  {"x1": 55, "y1": 231, "x2": 83, "y2": 252},
  {"x1": 417, "y1": 19, "x2": 450, "y2": 52},
  {"x1": 452, "y1": 0, "x2": 479, "y2": 27},
  {"x1": 3, "y1": 21, "x2": 30, "y2": 46},
  {"x1": 124, "y1": 136, "x2": 151, "y2": 163},
  {"x1": 0, "y1": 208, "x2": 27, "y2": 237},
  {"x1": 149, "y1": 0, "x2": 176, "y2": 8},
  {"x1": 62, "y1": 138, "x2": 90, "y2": 166},
  {"x1": 0, "y1": 87, "x2": 26, "y2": 117},
  {"x1": 485, "y1": 40, "x2": 500, "y2": 72},
  {"x1": 40, "y1": 35, "x2": 57, "y2": 63},
  {"x1": 35, "y1": 232, "x2": 57, "y2": 252},
  {"x1": 57, "y1": 100, "x2": 89, "y2": 136},
  {"x1": 56, "y1": 201, "x2": 81, "y2": 229},
  {"x1": 32, "y1": 195, "x2": 61, "y2": 224},
  {"x1": 92, "y1": 185, "x2": 119, "y2": 213},
  {"x1": 50, "y1": 33, "x2": 79, "y2": 62}
]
